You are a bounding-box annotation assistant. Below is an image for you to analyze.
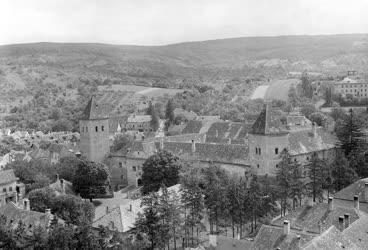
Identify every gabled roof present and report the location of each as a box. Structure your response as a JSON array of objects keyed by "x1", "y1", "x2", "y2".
[
  {"x1": 341, "y1": 213, "x2": 368, "y2": 249},
  {"x1": 0, "y1": 202, "x2": 53, "y2": 231},
  {"x1": 303, "y1": 226, "x2": 358, "y2": 250},
  {"x1": 0, "y1": 169, "x2": 18, "y2": 185},
  {"x1": 272, "y1": 203, "x2": 360, "y2": 234},
  {"x1": 209, "y1": 235, "x2": 253, "y2": 250},
  {"x1": 253, "y1": 224, "x2": 314, "y2": 250},
  {"x1": 288, "y1": 128, "x2": 338, "y2": 155},
  {"x1": 81, "y1": 96, "x2": 110, "y2": 120},
  {"x1": 334, "y1": 178, "x2": 368, "y2": 202},
  {"x1": 251, "y1": 103, "x2": 288, "y2": 135},
  {"x1": 127, "y1": 115, "x2": 151, "y2": 123}
]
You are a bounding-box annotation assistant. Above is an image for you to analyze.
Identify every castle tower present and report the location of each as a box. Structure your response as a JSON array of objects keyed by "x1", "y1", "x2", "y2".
[
  {"x1": 248, "y1": 102, "x2": 289, "y2": 176},
  {"x1": 79, "y1": 97, "x2": 110, "y2": 163}
]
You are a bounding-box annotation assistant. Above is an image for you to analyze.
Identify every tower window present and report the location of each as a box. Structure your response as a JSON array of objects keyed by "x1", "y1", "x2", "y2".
[
  {"x1": 86, "y1": 127, "x2": 88, "y2": 132},
  {"x1": 255, "y1": 147, "x2": 258, "y2": 154},
  {"x1": 102, "y1": 126, "x2": 104, "y2": 131},
  {"x1": 257, "y1": 164, "x2": 260, "y2": 168},
  {"x1": 275, "y1": 148, "x2": 279, "y2": 155},
  {"x1": 133, "y1": 166, "x2": 136, "y2": 172},
  {"x1": 95, "y1": 126, "x2": 98, "y2": 132},
  {"x1": 119, "y1": 162, "x2": 122, "y2": 168},
  {"x1": 259, "y1": 148, "x2": 261, "y2": 155}
]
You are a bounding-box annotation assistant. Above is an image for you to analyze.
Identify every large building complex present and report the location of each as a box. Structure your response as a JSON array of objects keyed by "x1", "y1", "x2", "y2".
[
  {"x1": 80, "y1": 98, "x2": 338, "y2": 190},
  {"x1": 333, "y1": 71, "x2": 368, "y2": 99}
]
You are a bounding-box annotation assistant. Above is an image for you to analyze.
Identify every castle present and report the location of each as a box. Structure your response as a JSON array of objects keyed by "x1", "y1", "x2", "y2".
[{"x1": 80, "y1": 97, "x2": 338, "y2": 190}]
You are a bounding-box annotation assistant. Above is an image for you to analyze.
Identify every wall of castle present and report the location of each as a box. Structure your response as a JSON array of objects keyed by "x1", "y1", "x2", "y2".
[
  {"x1": 80, "y1": 119, "x2": 110, "y2": 163},
  {"x1": 248, "y1": 133, "x2": 289, "y2": 176}
]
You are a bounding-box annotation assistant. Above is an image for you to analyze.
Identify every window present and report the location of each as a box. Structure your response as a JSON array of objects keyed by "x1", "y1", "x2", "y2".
[
  {"x1": 275, "y1": 148, "x2": 279, "y2": 155},
  {"x1": 119, "y1": 162, "x2": 122, "y2": 168},
  {"x1": 133, "y1": 166, "x2": 136, "y2": 172},
  {"x1": 255, "y1": 147, "x2": 258, "y2": 154},
  {"x1": 82, "y1": 127, "x2": 84, "y2": 133},
  {"x1": 276, "y1": 164, "x2": 279, "y2": 168},
  {"x1": 101, "y1": 126, "x2": 104, "y2": 131},
  {"x1": 2, "y1": 188, "x2": 6, "y2": 192},
  {"x1": 121, "y1": 174, "x2": 124, "y2": 180},
  {"x1": 257, "y1": 164, "x2": 260, "y2": 168},
  {"x1": 95, "y1": 126, "x2": 98, "y2": 132},
  {"x1": 259, "y1": 148, "x2": 261, "y2": 155},
  {"x1": 9, "y1": 187, "x2": 12, "y2": 192},
  {"x1": 86, "y1": 127, "x2": 88, "y2": 132}
]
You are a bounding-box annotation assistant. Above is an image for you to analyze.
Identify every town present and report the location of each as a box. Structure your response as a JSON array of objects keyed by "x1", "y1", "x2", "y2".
[
  {"x1": 1, "y1": 1, "x2": 368, "y2": 249},
  {"x1": 1, "y1": 68, "x2": 368, "y2": 249}
]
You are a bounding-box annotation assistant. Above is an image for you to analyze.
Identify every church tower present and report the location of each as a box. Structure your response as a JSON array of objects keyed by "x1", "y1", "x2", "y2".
[
  {"x1": 248, "y1": 102, "x2": 289, "y2": 176},
  {"x1": 79, "y1": 97, "x2": 110, "y2": 163}
]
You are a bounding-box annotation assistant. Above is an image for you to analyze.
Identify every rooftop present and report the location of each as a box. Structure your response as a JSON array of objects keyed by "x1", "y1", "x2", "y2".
[
  {"x1": 251, "y1": 103, "x2": 288, "y2": 135},
  {"x1": 0, "y1": 169, "x2": 18, "y2": 185},
  {"x1": 81, "y1": 96, "x2": 110, "y2": 120}
]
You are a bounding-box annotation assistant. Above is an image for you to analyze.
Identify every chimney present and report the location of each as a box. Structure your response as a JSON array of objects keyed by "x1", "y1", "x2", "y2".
[
  {"x1": 354, "y1": 195, "x2": 360, "y2": 210},
  {"x1": 60, "y1": 179, "x2": 65, "y2": 194},
  {"x1": 297, "y1": 235, "x2": 301, "y2": 248},
  {"x1": 312, "y1": 122, "x2": 317, "y2": 137},
  {"x1": 344, "y1": 214, "x2": 350, "y2": 229},
  {"x1": 364, "y1": 183, "x2": 368, "y2": 202},
  {"x1": 191, "y1": 140, "x2": 196, "y2": 153},
  {"x1": 209, "y1": 235, "x2": 217, "y2": 247},
  {"x1": 338, "y1": 216, "x2": 344, "y2": 231},
  {"x1": 283, "y1": 220, "x2": 290, "y2": 235},
  {"x1": 23, "y1": 198, "x2": 30, "y2": 211},
  {"x1": 328, "y1": 197, "x2": 334, "y2": 211},
  {"x1": 129, "y1": 204, "x2": 132, "y2": 212},
  {"x1": 106, "y1": 206, "x2": 109, "y2": 215}
]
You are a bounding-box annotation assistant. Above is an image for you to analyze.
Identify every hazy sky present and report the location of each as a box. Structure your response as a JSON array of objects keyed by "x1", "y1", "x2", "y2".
[{"x1": 1, "y1": 0, "x2": 368, "y2": 46}]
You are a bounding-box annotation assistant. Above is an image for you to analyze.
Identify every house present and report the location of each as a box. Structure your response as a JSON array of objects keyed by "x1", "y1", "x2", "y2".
[
  {"x1": 48, "y1": 143, "x2": 76, "y2": 165},
  {"x1": 49, "y1": 175, "x2": 74, "y2": 196},
  {"x1": 92, "y1": 184, "x2": 181, "y2": 234},
  {"x1": 208, "y1": 234, "x2": 253, "y2": 250},
  {"x1": 333, "y1": 72, "x2": 368, "y2": 99},
  {"x1": 0, "y1": 169, "x2": 25, "y2": 207},
  {"x1": 333, "y1": 178, "x2": 368, "y2": 214},
  {"x1": 125, "y1": 115, "x2": 151, "y2": 132},
  {"x1": 0, "y1": 199, "x2": 61, "y2": 234}
]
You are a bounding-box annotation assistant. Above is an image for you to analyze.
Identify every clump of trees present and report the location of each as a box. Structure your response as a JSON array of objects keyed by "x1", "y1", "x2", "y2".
[
  {"x1": 141, "y1": 150, "x2": 182, "y2": 195},
  {"x1": 111, "y1": 134, "x2": 133, "y2": 152}
]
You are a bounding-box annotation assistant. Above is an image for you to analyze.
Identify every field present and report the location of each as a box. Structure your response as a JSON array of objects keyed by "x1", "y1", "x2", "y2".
[{"x1": 98, "y1": 85, "x2": 184, "y2": 98}]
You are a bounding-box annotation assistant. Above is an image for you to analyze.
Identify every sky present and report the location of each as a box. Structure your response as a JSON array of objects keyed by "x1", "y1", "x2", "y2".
[{"x1": 1, "y1": 0, "x2": 368, "y2": 46}]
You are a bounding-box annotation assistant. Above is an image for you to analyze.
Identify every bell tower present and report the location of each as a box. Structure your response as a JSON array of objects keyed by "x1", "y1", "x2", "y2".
[{"x1": 79, "y1": 97, "x2": 110, "y2": 162}]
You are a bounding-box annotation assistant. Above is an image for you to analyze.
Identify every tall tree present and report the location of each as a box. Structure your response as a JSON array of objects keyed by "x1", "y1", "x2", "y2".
[
  {"x1": 306, "y1": 154, "x2": 328, "y2": 203},
  {"x1": 141, "y1": 150, "x2": 182, "y2": 195},
  {"x1": 165, "y1": 99, "x2": 176, "y2": 125},
  {"x1": 147, "y1": 101, "x2": 160, "y2": 131},
  {"x1": 73, "y1": 160, "x2": 110, "y2": 202},
  {"x1": 331, "y1": 154, "x2": 357, "y2": 191},
  {"x1": 301, "y1": 73, "x2": 313, "y2": 98},
  {"x1": 335, "y1": 109, "x2": 366, "y2": 156}
]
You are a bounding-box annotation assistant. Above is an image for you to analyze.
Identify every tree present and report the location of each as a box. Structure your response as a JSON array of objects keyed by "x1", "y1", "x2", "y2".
[
  {"x1": 165, "y1": 99, "x2": 175, "y2": 126},
  {"x1": 147, "y1": 102, "x2": 160, "y2": 131},
  {"x1": 28, "y1": 187, "x2": 56, "y2": 212},
  {"x1": 133, "y1": 192, "x2": 163, "y2": 250},
  {"x1": 181, "y1": 167, "x2": 204, "y2": 247},
  {"x1": 73, "y1": 160, "x2": 110, "y2": 201},
  {"x1": 141, "y1": 150, "x2": 182, "y2": 195},
  {"x1": 56, "y1": 156, "x2": 81, "y2": 182},
  {"x1": 111, "y1": 134, "x2": 133, "y2": 152},
  {"x1": 301, "y1": 73, "x2": 313, "y2": 98},
  {"x1": 335, "y1": 109, "x2": 366, "y2": 157},
  {"x1": 306, "y1": 154, "x2": 328, "y2": 203},
  {"x1": 331, "y1": 154, "x2": 357, "y2": 191},
  {"x1": 300, "y1": 103, "x2": 316, "y2": 119}
]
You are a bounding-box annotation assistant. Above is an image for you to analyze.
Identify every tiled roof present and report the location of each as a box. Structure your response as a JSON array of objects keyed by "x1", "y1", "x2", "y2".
[
  {"x1": 303, "y1": 226, "x2": 358, "y2": 250},
  {"x1": 0, "y1": 169, "x2": 18, "y2": 185},
  {"x1": 182, "y1": 120, "x2": 203, "y2": 134},
  {"x1": 205, "y1": 122, "x2": 250, "y2": 144},
  {"x1": 209, "y1": 235, "x2": 253, "y2": 250},
  {"x1": 272, "y1": 203, "x2": 360, "y2": 234},
  {"x1": 127, "y1": 115, "x2": 151, "y2": 123},
  {"x1": 334, "y1": 178, "x2": 368, "y2": 202},
  {"x1": 81, "y1": 96, "x2": 110, "y2": 120},
  {"x1": 0, "y1": 202, "x2": 53, "y2": 231},
  {"x1": 251, "y1": 104, "x2": 288, "y2": 135},
  {"x1": 49, "y1": 179, "x2": 75, "y2": 195},
  {"x1": 48, "y1": 143, "x2": 65, "y2": 153},
  {"x1": 341, "y1": 213, "x2": 368, "y2": 249},
  {"x1": 253, "y1": 224, "x2": 314, "y2": 250},
  {"x1": 288, "y1": 128, "x2": 338, "y2": 155},
  {"x1": 195, "y1": 143, "x2": 248, "y2": 163}
]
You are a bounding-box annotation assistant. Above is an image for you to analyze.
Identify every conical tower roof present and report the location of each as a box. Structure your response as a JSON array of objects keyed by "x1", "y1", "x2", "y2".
[
  {"x1": 81, "y1": 96, "x2": 109, "y2": 120},
  {"x1": 251, "y1": 102, "x2": 288, "y2": 135}
]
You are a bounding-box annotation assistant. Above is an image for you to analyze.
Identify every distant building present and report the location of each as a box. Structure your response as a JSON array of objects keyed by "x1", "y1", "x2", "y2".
[
  {"x1": 333, "y1": 71, "x2": 368, "y2": 99},
  {"x1": 0, "y1": 169, "x2": 25, "y2": 207}
]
